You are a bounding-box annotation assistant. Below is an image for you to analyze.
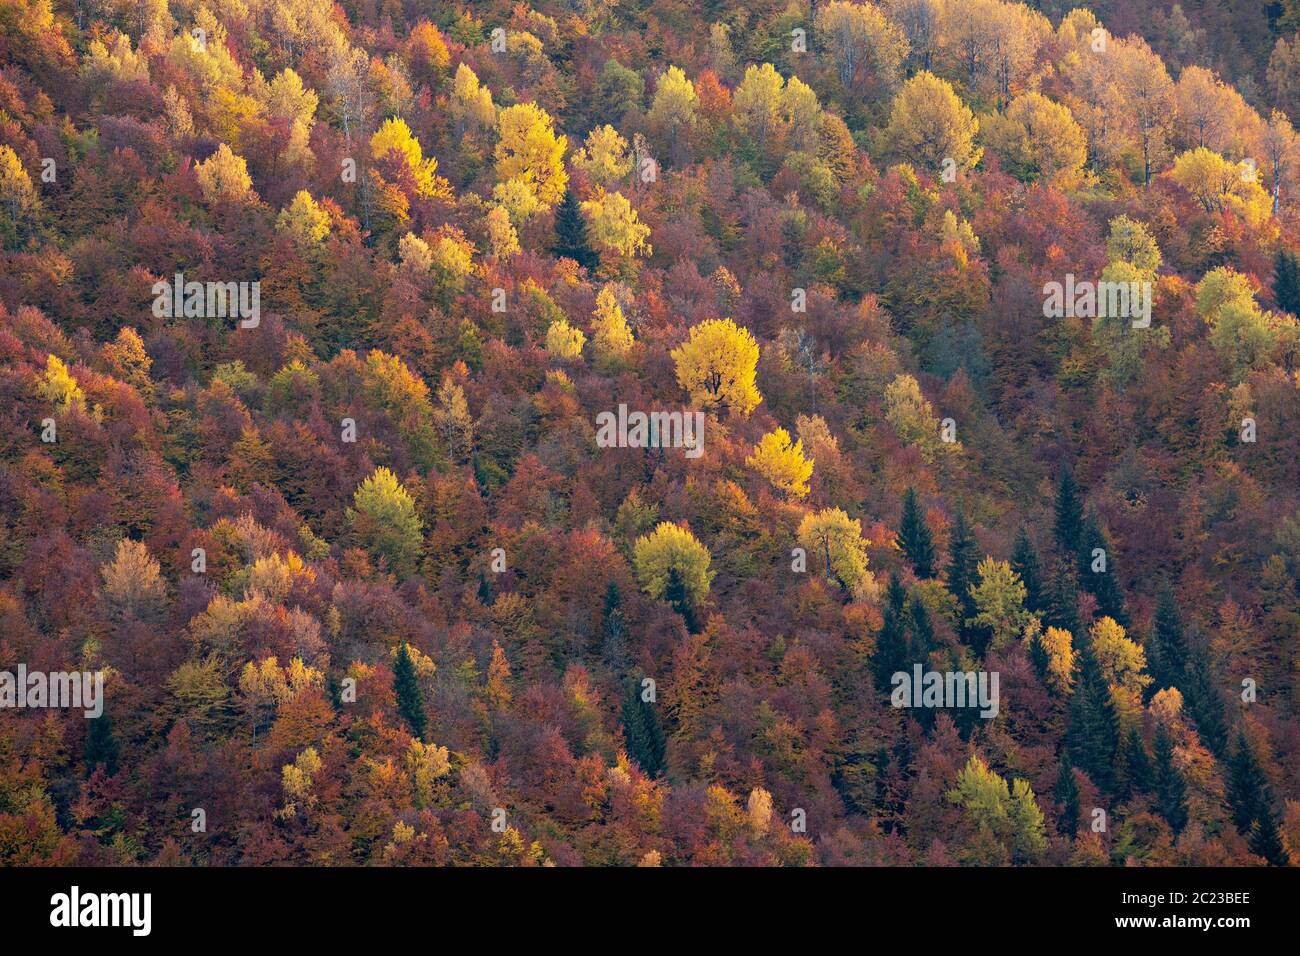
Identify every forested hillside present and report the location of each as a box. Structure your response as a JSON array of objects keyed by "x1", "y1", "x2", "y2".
[{"x1": 1, "y1": 0, "x2": 1298, "y2": 866}]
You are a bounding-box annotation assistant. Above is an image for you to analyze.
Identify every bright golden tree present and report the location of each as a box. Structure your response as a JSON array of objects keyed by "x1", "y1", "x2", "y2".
[
  {"x1": 747, "y1": 427, "x2": 814, "y2": 498},
  {"x1": 670, "y1": 317, "x2": 762, "y2": 416},
  {"x1": 591, "y1": 286, "x2": 634, "y2": 362},
  {"x1": 797, "y1": 508, "x2": 874, "y2": 598},
  {"x1": 884, "y1": 71, "x2": 981, "y2": 173},
  {"x1": 633, "y1": 522, "x2": 713, "y2": 605},
  {"x1": 495, "y1": 102, "x2": 568, "y2": 209}
]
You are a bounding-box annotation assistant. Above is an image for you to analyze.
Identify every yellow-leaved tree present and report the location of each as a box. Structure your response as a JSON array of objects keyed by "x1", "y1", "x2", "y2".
[
  {"x1": 370, "y1": 117, "x2": 447, "y2": 199},
  {"x1": 797, "y1": 508, "x2": 875, "y2": 599},
  {"x1": 1170, "y1": 147, "x2": 1272, "y2": 228},
  {"x1": 37, "y1": 354, "x2": 86, "y2": 411},
  {"x1": 275, "y1": 190, "x2": 330, "y2": 246},
  {"x1": 670, "y1": 317, "x2": 762, "y2": 416},
  {"x1": 1194, "y1": 266, "x2": 1289, "y2": 380},
  {"x1": 1023, "y1": 620, "x2": 1075, "y2": 694},
  {"x1": 581, "y1": 190, "x2": 651, "y2": 273},
  {"x1": 883, "y1": 71, "x2": 981, "y2": 174},
  {"x1": 573, "y1": 124, "x2": 632, "y2": 188},
  {"x1": 884, "y1": 373, "x2": 953, "y2": 458},
  {"x1": 747, "y1": 427, "x2": 814, "y2": 498},
  {"x1": 986, "y1": 92, "x2": 1088, "y2": 188},
  {"x1": 347, "y1": 466, "x2": 424, "y2": 576},
  {"x1": 495, "y1": 102, "x2": 568, "y2": 210},
  {"x1": 195, "y1": 143, "x2": 255, "y2": 205},
  {"x1": 451, "y1": 63, "x2": 496, "y2": 138},
  {"x1": 633, "y1": 522, "x2": 713, "y2": 606},
  {"x1": 0, "y1": 144, "x2": 38, "y2": 230},
  {"x1": 1090, "y1": 616, "x2": 1152, "y2": 723},
  {"x1": 591, "y1": 286, "x2": 634, "y2": 363},
  {"x1": 545, "y1": 318, "x2": 586, "y2": 361},
  {"x1": 646, "y1": 65, "x2": 698, "y2": 163}
]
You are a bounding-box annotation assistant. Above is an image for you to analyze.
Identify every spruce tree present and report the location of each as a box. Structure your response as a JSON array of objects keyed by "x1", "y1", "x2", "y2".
[
  {"x1": 552, "y1": 188, "x2": 598, "y2": 271},
  {"x1": 1011, "y1": 526, "x2": 1044, "y2": 614},
  {"x1": 946, "y1": 508, "x2": 980, "y2": 642},
  {"x1": 885, "y1": 572, "x2": 907, "y2": 616},
  {"x1": 1055, "y1": 757, "x2": 1080, "y2": 836},
  {"x1": 1226, "y1": 729, "x2": 1268, "y2": 833},
  {"x1": 1153, "y1": 725, "x2": 1189, "y2": 834},
  {"x1": 1274, "y1": 247, "x2": 1300, "y2": 317},
  {"x1": 1045, "y1": 564, "x2": 1081, "y2": 640},
  {"x1": 601, "y1": 581, "x2": 630, "y2": 669},
  {"x1": 621, "y1": 676, "x2": 666, "y2": 777},
  {"x1": 1249, "y1": 811, "x2": 1290, "y2": 865},
  {"x1": 1181, "y1": 638, "x2": 1228, "y2": 757},
  {"x1": 1066, "y1": 651, "x2": 1120, "y2": 792},
  {"x1": 1053, "y1": 468, "x2": 1084, "y2": 556},
  {"x1": 1121, "y1": 724, "x2": 1153, "y2": 796},
  {"x1": 898, "y1": 487, "x2": 936, "y2": 578},
  {"x1": 874, "y1": 602, "x2": 911, "y2": 695},
  {"x1": 1146, "y1": 580, "x2": 1187, "y2": 697},
  {"x1": 326, "y1": 673, "x2": 343, "y2": 712},
  {"x1": 393, "y1": 642, "x2": 427, "y2": 738},
  {"x1": 85, "y1": 711, "x2": 120, "y2": 777},
  {"x1": 1076, "y1": 512, "x2": 1127, "y2": 625},
  {"x1": 1029, "y1": 626, "x2": 1050, "y2": 683},
  {"x1": 908, "y1": 597, "x2": 934, "y2": 665},
  {"x1": 665, "y1": 566, "x2": 699, "y2": 633}
]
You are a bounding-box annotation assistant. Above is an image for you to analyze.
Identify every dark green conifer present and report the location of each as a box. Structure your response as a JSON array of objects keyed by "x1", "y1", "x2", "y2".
[
  {"x1": 1054, "y1": 469, "x2": 1084, "y2": 556},
  {"x1": 1153, "y1": 725, "x2": 1189, "y2": 834},
  {"x1": 1274, "y1": 247, "x2": 1300, "y2": 316},
  {"x1": 946, "y1": 508, "x2": 980, "y2": 641},
  {"x1": 898, "y1": 487, "x2": 936, "y2": 578},
  {"x1": 85, "y1": 710, "x2": 120, "y2": 777},
  {"x1": 1055, "y1": 757, "x2": 1080, "y2": 836},
  {"x1": 552, "y1": 188, "x2": 598, "y2": 271},
  {"x1": 393, "y1": 642, "x2": 427, "y2": 738},
  {"x1": 1066, "y1": 651, "x2": 1120, "y2": 792},
  {"x1": 1011, "y1": 526, "x2": 1044, "y2": 614},
  {"x1": 621, "y1": 675, "x2": 666, "y2": 777}
]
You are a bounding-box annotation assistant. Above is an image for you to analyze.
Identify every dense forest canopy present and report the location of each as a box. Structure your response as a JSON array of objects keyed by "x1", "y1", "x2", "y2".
[{"x1": 0, "y1": 0, "x2": 1298, "y2": 867}]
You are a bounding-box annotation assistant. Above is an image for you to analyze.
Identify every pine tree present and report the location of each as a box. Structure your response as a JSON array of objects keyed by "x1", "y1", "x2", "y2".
[
  {"x1": 1055, "y1": 757, "x2": 1080, "y2": 836},
  {"x1": 552, "y1": 187, "x2": 598, "y2": 271},
  {"x1": 1067, "y1": 651, "x2": 1120, "y2": 792},
  {"x1": 946, "y1": 508, "x2": 980, "y2": 642},
  {"x1": 85, "y1": 711, "x2": 120, "y2": 777},
  {"x1": 1054, "y1": 469, "x2": 1084, "y2": 556},
  {"x1": 1011, "y1": 526, "x2": 1044, "y2": 614},
  {"x1": 898, "y1": 487, "x2": 936, "y2": 577},
  {"x1": 1146, "y1": 580, "x2": 1187, "y2": 696},
  {"x1": 1121, "y1": 725, "x2": 1153, "y2": 796},
  {"x1": 621, "y1": 675, "x2": 666, "y2": 777},
  {"x1": 1153, "y1": 725, "x2": 1189, "y2": 835},
  {"x1": 1274, "y1": 247, "x2": 1300, "y2": 317},
  {"x1": 1076, "y1": 512, "x2": 1127, "y2": 625},
  {"x1": 393, "y1": 642, "x2": 427, "y2": 738}
]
